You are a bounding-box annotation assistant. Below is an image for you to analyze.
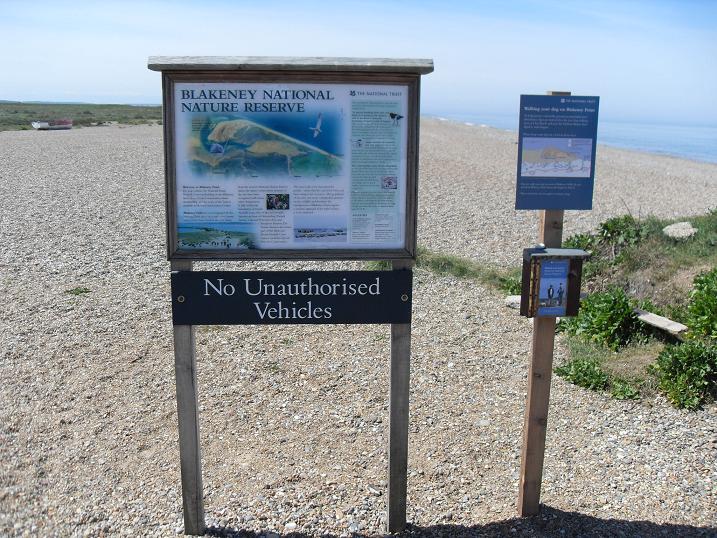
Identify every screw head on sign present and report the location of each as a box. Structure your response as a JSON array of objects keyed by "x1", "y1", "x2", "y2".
[
  {"x1": 177, "y1": 295, "x2": 185, "y2": 303},
  {"x1": 401, "y1": 294, "x2": 408, "y2": 302}
]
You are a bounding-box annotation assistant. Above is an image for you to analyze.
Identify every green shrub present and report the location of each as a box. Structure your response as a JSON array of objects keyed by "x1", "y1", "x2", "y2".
[
  {"x1": 685, "y1": 267, "x2": 717, "y2": 339},
  {"x1": 559, "y1": 288, "x2": 649, "y2": 350},
  {"x1": 599, "y1": 215, "x2": 646, "y2": 248},
  {"x1": 650, "y1": 340, "x2": 717, "y2": 409},
  {"x1": 497, "y1": 273, "x2": 522, "y2": 295},
  {"x1": 555, "y1": 357, "x2": 609, "y2": 390},
  {"x1": 563, "y1": 232, "x2": 597, "y2": 251},
  {"x1": 610, "y1": 378, "x2": 641, "y2": 400}
]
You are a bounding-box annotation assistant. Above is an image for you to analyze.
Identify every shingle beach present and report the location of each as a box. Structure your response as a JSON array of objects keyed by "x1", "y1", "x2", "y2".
[{"x1": 1, "y1": 120, "x2": 715, "y2": 537}]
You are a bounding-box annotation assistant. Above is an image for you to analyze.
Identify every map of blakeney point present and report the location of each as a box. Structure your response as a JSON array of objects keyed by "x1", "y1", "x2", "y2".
[
  {"x1": 520, "y1": 137, "x2": 593, "y2": 178},
  {"x1": 188, "y1": 116, "x2": 343, "y2": 178}
]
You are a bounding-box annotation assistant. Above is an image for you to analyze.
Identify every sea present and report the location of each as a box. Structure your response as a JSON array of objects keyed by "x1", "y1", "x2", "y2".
[{"x1": 429, "y1": 112, "x2": 717, "y2": 164}]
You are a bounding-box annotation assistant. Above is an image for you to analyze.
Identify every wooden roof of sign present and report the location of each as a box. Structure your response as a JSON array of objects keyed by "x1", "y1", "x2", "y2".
[{"x1": 148, "y1": 56, "x2": 434, "y2": 74}]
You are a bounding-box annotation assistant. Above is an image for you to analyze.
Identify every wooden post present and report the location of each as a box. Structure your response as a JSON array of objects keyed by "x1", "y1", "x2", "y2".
[
  {"x1": 517, "y1": 89, "x2": 570, "y2": 517},
  {"x1": 387, "y1": 259, "x2": 413, "y2": 533},
  {"x1": 171, "y1": 259, "x2": 206, "y2": 536},
  {"x1": 517, "y1": 210, "x2": 564, "y2": 516}
]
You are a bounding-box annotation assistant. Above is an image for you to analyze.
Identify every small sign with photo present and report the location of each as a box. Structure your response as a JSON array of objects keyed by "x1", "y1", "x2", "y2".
[{"x1": 536, "y1": 259, "x2": 569, "y2": 317}]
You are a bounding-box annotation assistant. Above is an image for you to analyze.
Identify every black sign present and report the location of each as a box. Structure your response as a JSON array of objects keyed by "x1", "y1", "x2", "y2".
[{"x1": 171, "y1": 270, "x2": 413, "y2": 325}]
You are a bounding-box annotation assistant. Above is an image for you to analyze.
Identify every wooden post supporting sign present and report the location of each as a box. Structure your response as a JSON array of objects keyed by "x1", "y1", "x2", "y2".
[
  {"x1": 149, "y1": 57, "x2": 433, "y2": 535},
  {"x1": 517, "y1": 90, "x2": 571, "y2": 517},
  {"x1": 171, "y1": 259, "x2": 206, "y2": 535},
  {"x1": 517, "y1": 209, "x2": 563, "y2": 516},
  {"x1": 387, "y1": 259, "x2": 413, "y2": 533}
]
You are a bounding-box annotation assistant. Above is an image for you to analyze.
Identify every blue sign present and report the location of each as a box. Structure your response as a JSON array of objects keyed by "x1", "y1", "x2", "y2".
[
  {"x1": 515, "y1": 95, "x2": 600, "y2": 210},
  {"x1": 537, "y1": 259, "x2": 569, "y2": 317}
]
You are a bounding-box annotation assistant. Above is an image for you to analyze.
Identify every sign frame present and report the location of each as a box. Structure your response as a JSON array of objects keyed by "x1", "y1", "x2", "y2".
[
  {"x1": 519, "y1": 247, "x2": 588, "y2": 318},
  {"x1": 155, "y1": 62, "x2": 427, "y2": 261}
]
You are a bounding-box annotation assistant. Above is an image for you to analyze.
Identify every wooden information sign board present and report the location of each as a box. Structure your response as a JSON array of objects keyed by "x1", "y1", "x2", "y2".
[
  {"x1": 152, "y1": 56, "x2": 430, "y2": 261},
  {"x1": 516, "y1": 90, "x2": 598, "y2": 516},
  {"x1": 149, "y1": 56, "x2": 433, "y2": 535}
]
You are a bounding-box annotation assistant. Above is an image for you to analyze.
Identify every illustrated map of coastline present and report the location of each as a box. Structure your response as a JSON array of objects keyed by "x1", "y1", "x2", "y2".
[
  {"x1": 188, "y1": 116, "x2": 343, "y2": 177},
  {"x1": 521, "y1": 137, "x2": 593, "y2": 178}
]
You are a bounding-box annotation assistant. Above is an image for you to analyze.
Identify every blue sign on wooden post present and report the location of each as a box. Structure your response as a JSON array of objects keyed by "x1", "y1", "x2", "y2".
[{"x1": 515, "y1": 95, "x2": 600, "y2": 210}]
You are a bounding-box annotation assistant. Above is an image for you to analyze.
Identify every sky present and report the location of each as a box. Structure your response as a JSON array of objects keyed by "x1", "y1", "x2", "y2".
[{"x1": 1, "y1": 0, "x2": 715, "y2": 125}]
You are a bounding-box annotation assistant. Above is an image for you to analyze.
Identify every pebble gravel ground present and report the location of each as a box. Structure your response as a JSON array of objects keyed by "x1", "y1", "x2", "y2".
[{"x1": 0, "y1": 122, "x2": 715, "y2": 537}]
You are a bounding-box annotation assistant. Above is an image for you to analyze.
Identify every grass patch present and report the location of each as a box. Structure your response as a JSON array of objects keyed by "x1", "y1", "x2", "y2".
[
  {"x1": 496, "y1": 268, "x2": 523, "y2": 295},
  {"x1": 563, "y1": 232, "x2": 597, "y2": 251},
  {"x1": 628, "y1": 211, "x2": 717, "y2": 271},
  {"x1": 569, "y1": 210, "x2": 717, "y2": 298},
  {"x1": 581, "y1": 211, "x2": 717, "y2": 305},
  {"x1": 598, "y1": 214, "x2": 647, "y2": 253},
  {"x1": 0, "y1": 102, "x2": 161, "y2": 131},
  {"x1": 364, "y1": 246, "x2": 519, "y2": 293},
  {"x1": 600, "y1": 340, "x2": 663, "y2": 396},
  {"x1": 559, "y1": 272, "x2": 717, "y2": 408},
  {"x1": 65, "y1": 287, "x2": 91, "y2": 296},
  {"x1": 556, "y1": 336, "x2": 660, "y2": 401},
  {"x1": 364, "y1": 260, "x2": 392, "y2": 271}
]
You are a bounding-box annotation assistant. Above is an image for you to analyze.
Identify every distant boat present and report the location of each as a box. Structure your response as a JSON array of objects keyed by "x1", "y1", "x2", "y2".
[{"x1": 31, "y1": 118, "x2": 73, "y2": 130}]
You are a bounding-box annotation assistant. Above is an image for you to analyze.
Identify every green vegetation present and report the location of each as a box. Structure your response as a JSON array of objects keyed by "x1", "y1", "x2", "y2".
[
  {"x1": 496, "y1": 270, "x2": 523, "y2": 295},
  {"x1": 649, "y1": 340, "x2": 717, "y2": 410},
  {"x1": 365, "y1": 246, "x2": 520, "y2": 293},
  {"x1": 581, "y1": 210, "x2": 717, "y2": 308},
  {"x1": 554, "y1": 353, "x2": 609, "y2": 391},
  {"x1": 0, "y1": 102, "x2": 161, "y2": 131},
  {"x1": 556, "y1": 336, "x2": 660, "y2": 402},
  {"x1": 684, "y1": 267, "x2": 717, "y2": 339},
  {"x1": 559, "y1": 288, "x2": 654, "y2": 350},
  {"x1": 562, "y1": 232, "x2": 597, "y2": 251},
  {"x1": 554, "y1": 210, "x2": 717, "y2": 409},
  {"x1": 610, "y1": 378, "x2": 641, "y2": 400},
  {"x1": 65, "y1": 287, "x2": 91, "y2": 296},
  {"x1": 369, "y1": 213, "x2": 717, "y2": 409},
  {"x1": 598, "y1": 214, "x2": 647, "y2": 252},
  {"x1": 364, "y1": 259, "x2": 393, "y2": 271}
]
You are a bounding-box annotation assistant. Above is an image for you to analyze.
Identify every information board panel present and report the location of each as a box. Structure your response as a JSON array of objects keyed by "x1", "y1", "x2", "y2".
[
  {"x1": 161, "y1": 71, "x2": 422, "y2": 260},
  {"x1": 171, "y1": 270, "x2": 413, "y2": 325},
  {"x1": 515, "y1": 94, "x2": 600, "y2": 210}
]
